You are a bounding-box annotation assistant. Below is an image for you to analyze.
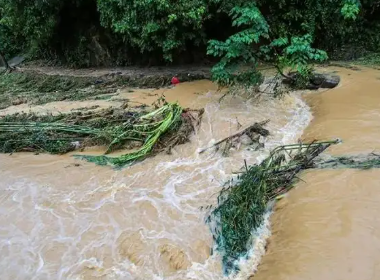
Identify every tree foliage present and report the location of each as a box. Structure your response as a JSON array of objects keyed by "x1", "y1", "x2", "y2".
[
  {"x1": 97, "y1": 0, "x2": 212, "y2": 61},
  {"x1": 272, "y1": 35, "x2": 329, "y2": 88},
  {"x1": 207, "y1": 0, "x2": 360, "y2": 86},
  {"x1": 0, "y1": 0, "x2": 61, "y2": 55},
  {"x1": 0, "y1": 0, "x2": 379, "y2": 73}
]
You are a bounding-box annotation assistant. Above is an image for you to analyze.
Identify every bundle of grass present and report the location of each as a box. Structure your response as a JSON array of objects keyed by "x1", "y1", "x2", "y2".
[
  {"x1": 77, "y1": 101, "x2": 199, "y2": 167},
  {"x1": 0, "y1": 101, "x2": 202, "y2": 165},
  {"x1": 0, "y1": 108, "x2": 144, "y2": 154},
  {"x1": 314, "y1": 153, "x2": 380, "y2": 170},
  {"x1": 0, "y1": 121, "x2": 103, "y2": 154},
  {"x1": 205, "y1": 140, "x2": 339, "y2": 274}
]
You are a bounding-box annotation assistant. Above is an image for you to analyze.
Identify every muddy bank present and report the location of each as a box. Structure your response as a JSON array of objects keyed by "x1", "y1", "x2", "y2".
[
  {"x1": 0, "y1": 79, "x2": 217, "y2": 117},
  {"x1": 0, "y1": 67, "x2": 210, "y2": 110}
]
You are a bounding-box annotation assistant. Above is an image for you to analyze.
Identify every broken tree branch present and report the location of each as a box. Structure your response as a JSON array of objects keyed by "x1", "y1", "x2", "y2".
[{"x1": 199, "y1": 120, "x2": 270, "y2": 154}]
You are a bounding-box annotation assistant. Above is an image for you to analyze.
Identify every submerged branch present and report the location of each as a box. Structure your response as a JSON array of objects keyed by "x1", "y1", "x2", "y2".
[
  {"x1": 199, "y1": 120, "x2": 270, "y2": 154},
  {"x1": 314, "y1": 153, "x2": 380, "y2": 170}
]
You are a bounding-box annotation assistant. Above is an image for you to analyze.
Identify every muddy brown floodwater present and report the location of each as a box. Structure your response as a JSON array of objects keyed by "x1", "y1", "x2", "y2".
[
  {"x1": 254, "y1": 67, "x2": 380, "y2": 280},
  {"x1": 1, "y1": 67, "x2": 379, "y2": 280},
  {"x1": 0, "y1": 79, "x2": 310, "y2": 280}
]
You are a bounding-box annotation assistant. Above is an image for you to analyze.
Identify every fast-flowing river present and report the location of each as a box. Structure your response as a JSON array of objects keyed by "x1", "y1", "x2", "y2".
[
  {"x1": 254, "y1": 67, "x2": 380, "y2": 280},
  {"x1": 0, "y1": 67, "x2": 379, "y2": 280}
]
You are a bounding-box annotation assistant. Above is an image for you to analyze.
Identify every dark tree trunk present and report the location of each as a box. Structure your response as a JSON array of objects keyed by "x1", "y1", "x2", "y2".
[{"x1": 0, "y1": 50, "x2": 9, "y2": 70}]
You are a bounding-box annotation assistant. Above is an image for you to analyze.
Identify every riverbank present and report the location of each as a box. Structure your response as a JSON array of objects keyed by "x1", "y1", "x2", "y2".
[{"x1": 0, "y1": 65, "x2": 210, "y2": 110}]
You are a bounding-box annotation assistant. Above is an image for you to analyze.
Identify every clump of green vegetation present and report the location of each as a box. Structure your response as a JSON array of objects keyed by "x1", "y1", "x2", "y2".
[
  {"x1": 77, "y1": 102, "x2": 189, "y2": 167},
  {"x1": 354, "y1": 53, "x2": 380, "y2": 66},
  {"x1": 0, "y1": 108, "x2": 144, "y2": 154},
  {"x1": 206, "y1": 140, "x2": 339, "y2": 274},
  {"x1": 0, "y1": 101, "x2": 203, "y2": 166},
  {"x1": 0, "y1": 72, "x2": 100, "y2": 109},
  {"x1": 271, "y1": 35, "x2": 328, "y2": 89}
]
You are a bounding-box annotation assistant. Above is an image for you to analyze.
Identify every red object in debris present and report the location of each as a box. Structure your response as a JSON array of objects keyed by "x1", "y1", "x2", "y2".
[{"x1": 171, "y1": 76, "x2": 180, "y2": 85}]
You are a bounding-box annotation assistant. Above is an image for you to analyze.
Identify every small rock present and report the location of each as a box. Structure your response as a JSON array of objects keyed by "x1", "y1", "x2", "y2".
[
  {"x1": 310, "y1": 73, "x2": 340, "y2": 88},
  {"x1": 285, "y1": 72, "x2": 341, "y2": 89},
  {"x1": 71, "y1": 141, "x2": 81, "y2": 149},
  {"x1": 240, "y1": 134, "x2": 253, "y2": 145}
]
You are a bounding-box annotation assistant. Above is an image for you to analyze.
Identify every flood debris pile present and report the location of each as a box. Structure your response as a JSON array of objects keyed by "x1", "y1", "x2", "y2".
[
  {"x1": 0, "y1": 101, "x2": 203, "y2": 166},
  {"x1": 0, "y1": 121, "x2": 103, "y2": 154},
  {"x1": 199, "y1": 121, "x2": 270, "y2": 156},
  {"x1": 0, "y1": 72, "x2": 101, "y2": 109},
  {"x1": 206, "y1": 140, "x2": 340, "y2": 274},
  {"x1": 78, "y1": 102, "x2": 203, "y2": 167},
  {"x1": 0, "y1": 107, "x2": 143, "y2": 154},
  {"x1": 0, "y1": 70, "x2": 211, "y2": 110}
]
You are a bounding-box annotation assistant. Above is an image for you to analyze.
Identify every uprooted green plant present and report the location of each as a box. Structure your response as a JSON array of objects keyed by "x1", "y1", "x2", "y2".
[
  {"x1": 205, "y1": 139, "x2": 340, "y2": 274},
  {"x1": 0, "y1": 121, "x2": 102, "y2": 154},
  {"x1": 0, "y1": 101, "x2": 202, "y2": 166},
  {"x1": 0, "y1": 107, "x2": 145, "y2": 154},
  {"x1": 77, "y1": 102, "x2": 186, "y2": 167}
]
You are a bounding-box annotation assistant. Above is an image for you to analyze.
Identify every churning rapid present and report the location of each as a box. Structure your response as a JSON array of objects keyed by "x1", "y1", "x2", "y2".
[
  {"x1": 1, "y1": 66, "x2": 379, "y2": 280},
  {"x1": 0, "y1": 80, "x2": 310, "y2": 280}
]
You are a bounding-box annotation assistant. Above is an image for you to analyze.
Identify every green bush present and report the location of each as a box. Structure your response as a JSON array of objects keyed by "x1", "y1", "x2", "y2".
[
  {"x1": 0, "y1": 0, "x2": 380, "y2": 71},
  {"x1": 206, "y1": 0, "x2": 363, "y2": 87},
  {"x1": 0, "y1": 0, "x2": 61, "y2": 56},
  {"x1": 96, "y1": 0, "x2": 213, "y2": 62},
  {"x1": 207, "y1": 3, "x2": 268, "y2": 86}
]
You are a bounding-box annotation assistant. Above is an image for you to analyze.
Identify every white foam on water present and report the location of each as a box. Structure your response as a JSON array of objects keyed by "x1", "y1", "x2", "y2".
[{"x1": 0, "y1": 92, "x2": 312, "y2": 280}]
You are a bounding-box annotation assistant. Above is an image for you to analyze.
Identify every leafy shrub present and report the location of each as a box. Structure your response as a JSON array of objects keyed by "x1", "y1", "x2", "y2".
[
  {"x1": 271, "y1": 34, "x2": 328, "y2": 88},
  {"x1": 207, "y1": 3, "x2": 269, "y2": 86},
  {"x1": 0, "y1": 0, "x2": 379, "y2": 69},
  {"x1": 97, "y1": 0, "x2": 212, "y2": 62},
  {"x1": 207, "y1": 1, "x2": 357, "y2": 87}
]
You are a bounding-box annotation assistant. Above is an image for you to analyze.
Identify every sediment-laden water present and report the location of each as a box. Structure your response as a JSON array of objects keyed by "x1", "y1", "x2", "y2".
[
  {"x1": 254, "y1": 67, "x2": 380, "y2": 280},
  {"x1": 2, "y1": 67, "x2": 379, "y2": 280},
  {"x1": 0, "y1": 80, "x2": 310, "y2": 280}
]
